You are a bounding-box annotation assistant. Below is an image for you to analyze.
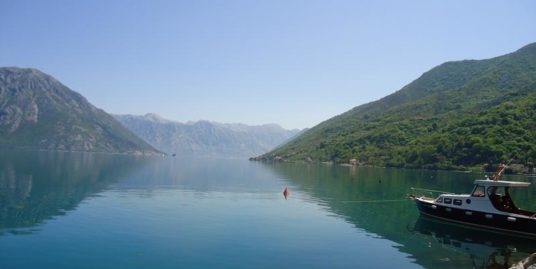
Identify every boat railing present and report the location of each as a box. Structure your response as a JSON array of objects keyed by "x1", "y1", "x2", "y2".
[{"x1": 409, "y1": 187, "x2": 453, "y2": 200}]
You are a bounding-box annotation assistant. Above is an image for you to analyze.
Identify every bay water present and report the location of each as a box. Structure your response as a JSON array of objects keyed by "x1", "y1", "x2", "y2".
[{"x1": 1, "y1": 150, "x2": 535, "y2": 268}]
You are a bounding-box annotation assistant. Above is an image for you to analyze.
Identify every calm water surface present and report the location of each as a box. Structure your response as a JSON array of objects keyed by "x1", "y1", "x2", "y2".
[{"x1": 1, "y1": 151, "x2": 535, "y2": 269}]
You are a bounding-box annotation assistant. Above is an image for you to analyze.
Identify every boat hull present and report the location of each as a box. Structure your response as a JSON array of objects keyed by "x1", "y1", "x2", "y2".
[{"x1": 415, "y1": 198, "x2": 536, "y2": 237}]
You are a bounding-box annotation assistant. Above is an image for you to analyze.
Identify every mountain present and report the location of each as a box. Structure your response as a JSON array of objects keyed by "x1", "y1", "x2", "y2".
[
  {"x1": 255, "y1": 42, "x2": 536, "y2": 170},
  {"x1": 0, "y1": 67, "x2": 159, "y2": 155},
  {"x1": 114, "y1": 113, "x2": 300, "y2": 158}
]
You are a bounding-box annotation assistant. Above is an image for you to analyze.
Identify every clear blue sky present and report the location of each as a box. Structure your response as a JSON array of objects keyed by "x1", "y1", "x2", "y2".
[{"x1": 1, "y1": 0, "x2": 535, "y2": 129}]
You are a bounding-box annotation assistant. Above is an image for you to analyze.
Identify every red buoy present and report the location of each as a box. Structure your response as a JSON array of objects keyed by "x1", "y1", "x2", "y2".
[{"x1": 283, "y1": 187, "x2": 289, "y2": 200}]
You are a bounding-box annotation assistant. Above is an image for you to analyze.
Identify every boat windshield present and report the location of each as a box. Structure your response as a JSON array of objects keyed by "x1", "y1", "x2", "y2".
[{"x1": 471, "y1": 185, "x2": 485, "y2": 197}]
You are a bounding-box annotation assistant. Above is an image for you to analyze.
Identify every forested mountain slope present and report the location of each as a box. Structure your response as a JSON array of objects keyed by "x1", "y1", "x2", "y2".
[{"x1": 255, "y1": 43, "x2": 536, "y2": 170}]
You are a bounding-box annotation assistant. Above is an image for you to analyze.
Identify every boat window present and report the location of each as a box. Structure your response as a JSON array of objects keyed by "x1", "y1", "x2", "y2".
[
  {"x1": 472, "y1": 185, "x2": 485, "y2": 197},
  {"x1": 436, "y1": 197, "x2": 443, "y2": 203},
  {"x1": 453, "y1": 199, "x2": 462, "y2": 206},
  {"x1": 444, "y1": 198, "x2": 452, "y2": 204}
]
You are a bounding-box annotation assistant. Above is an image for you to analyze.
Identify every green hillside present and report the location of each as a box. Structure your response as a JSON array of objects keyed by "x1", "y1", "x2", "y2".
[
  {"x1": 254, "y1": 43, "x2": 536, "y2": 170},
  {"x1": 0, "y1": 67, "x2": 159, "y2": 155}
]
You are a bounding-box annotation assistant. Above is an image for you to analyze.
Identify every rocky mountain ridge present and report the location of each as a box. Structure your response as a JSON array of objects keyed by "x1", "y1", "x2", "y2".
[
  {"x1": 0, "y1": 67, "x2": 159, "y2": 155},
  {"x1": 115, "y1": 113, "x2": 300, "y2": 158}
]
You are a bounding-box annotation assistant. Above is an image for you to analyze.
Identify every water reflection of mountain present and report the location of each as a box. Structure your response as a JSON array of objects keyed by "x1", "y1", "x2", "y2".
[
  {"x1": 265, "y1": 163, "x2": 536, "y2": 269},
  {"x1": 0, "y1": 150, "x2": 150, "y2": 234},
  {"x1": 113, "y1": 157, "x2": 282, "y2": 194}
]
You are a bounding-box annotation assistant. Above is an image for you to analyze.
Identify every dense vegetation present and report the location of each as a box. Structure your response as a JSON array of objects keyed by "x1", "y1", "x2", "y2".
[{"x1": 255, "y1": 43, "x2": 536, "y2": 171}]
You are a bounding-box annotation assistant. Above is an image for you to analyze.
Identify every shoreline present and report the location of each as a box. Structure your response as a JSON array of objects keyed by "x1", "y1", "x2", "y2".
[
  {"x1": 0, "y1": 146, "x2": 163, "y2": 157},
  {"x1": 249, "y1": 158, "x2": 535, "y2": 176}
]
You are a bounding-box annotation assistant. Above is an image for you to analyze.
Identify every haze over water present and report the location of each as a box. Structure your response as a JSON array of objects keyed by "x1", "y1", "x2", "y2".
[{"x1": 1, "y1": 151, "x2": 535, "y2": 268}]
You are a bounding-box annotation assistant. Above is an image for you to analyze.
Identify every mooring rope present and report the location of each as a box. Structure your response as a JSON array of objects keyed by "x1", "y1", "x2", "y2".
[{"x1": 410, "y1": 187, "x2": 452, "y2": 194}]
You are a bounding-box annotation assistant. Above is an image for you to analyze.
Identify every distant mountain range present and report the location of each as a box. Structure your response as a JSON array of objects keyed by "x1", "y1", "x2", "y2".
[
  {"x1": 114, "y1": 114, "x2": 300, "y2": 158},
  {"x1": 255, "y1": 42, "x2": 536, "y2": 171},
  {"x1": 0, "y1": 67, "x2": 159, "y2": 155}
]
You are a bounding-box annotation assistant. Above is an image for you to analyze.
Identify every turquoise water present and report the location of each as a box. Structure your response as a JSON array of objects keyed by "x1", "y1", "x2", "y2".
[{"x1": 1, "y1": 151, "x2": 535, "y2": 268}]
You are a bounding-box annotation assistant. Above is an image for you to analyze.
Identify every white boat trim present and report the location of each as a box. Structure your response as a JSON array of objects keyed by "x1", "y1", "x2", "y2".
[{"x1": 473, "y1": 180, "x2": 530, "y2": 188}]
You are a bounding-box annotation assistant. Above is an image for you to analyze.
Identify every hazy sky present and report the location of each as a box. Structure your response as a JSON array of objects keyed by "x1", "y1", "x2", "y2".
[{"x1": 1, "y1": 0, "x2": 535, "y2": 129}]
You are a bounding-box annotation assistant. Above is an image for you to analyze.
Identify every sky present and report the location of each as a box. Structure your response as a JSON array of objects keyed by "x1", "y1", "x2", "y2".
[{"x1": 1, "y1": 0, "x2": 535, "y2": 129}]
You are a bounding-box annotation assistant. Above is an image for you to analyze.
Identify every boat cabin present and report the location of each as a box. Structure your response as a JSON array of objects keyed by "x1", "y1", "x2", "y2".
[
  {"x1": 431, "y1": 179, "x2": 534, "y2": 217},
  {"x1": 413, "y1": 166, "x2": 536, "y2": 237},
  {"x1": 470, "y1": 180, "x2": 532, "y2": 216}
]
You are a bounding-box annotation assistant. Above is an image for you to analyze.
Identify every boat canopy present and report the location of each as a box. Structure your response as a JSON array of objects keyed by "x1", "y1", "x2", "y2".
[{"x1": 473, "y1": 179, "x2": 531, "y2": 188}]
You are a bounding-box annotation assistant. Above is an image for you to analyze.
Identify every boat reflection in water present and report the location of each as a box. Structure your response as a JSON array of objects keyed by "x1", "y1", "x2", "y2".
[
  {"x1": 412, "y1": 215, "x2": 536, "y2": 269},
  {"x1": 264, "y1": 163, "x2": 536, "y2": 269}
]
